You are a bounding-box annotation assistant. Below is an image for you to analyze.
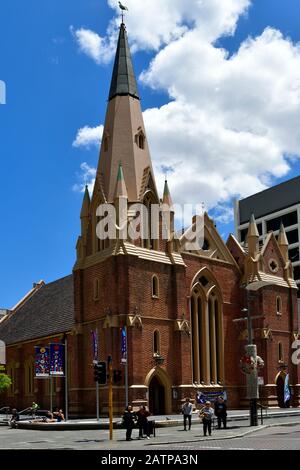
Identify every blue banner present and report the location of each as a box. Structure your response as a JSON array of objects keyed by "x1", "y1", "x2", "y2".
[
  {"x1": 284, "y1": 374, "x2": 291, "y2": 404},
  {"x1": 121, "y1": 326, "x2": 127, "y2": 365},
  {"x1": 50, "y1": 343, "x2": 65, "y2": 376},
  {"x1": 196, "y1": 390, "x2": 227, "y2": 404},
  {"x1": 34, "y1": 346, "x2": 50, "y2": 377},
  {"x1": 91, "y1": 330, "x2": 99, "y2": 362}
]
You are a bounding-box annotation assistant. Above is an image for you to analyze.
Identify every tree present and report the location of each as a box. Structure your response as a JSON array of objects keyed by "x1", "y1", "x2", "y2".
[{"x1": 0, "y1": 373, "x2": 12, "y2": 393}]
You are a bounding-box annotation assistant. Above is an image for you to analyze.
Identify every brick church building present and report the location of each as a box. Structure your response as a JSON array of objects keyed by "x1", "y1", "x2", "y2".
[{"x1": 1, "y1": 23, "x2": 300, "y2": 416}]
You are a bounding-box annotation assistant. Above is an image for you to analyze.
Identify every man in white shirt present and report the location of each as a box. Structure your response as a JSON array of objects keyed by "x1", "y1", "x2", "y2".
[{"x1": 182, "y1": 397, "x2": 193, "y2": 431}]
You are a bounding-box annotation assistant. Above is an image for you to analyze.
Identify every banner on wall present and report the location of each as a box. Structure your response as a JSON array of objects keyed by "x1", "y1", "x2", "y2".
[
  {"x1": 91, "y1": 330, "x2": 99, "y2": 363},
  {"x1": 196, "y1": 390, "x2": 227, "y2": 405},
  {"x1": 34, "y1": 346, "x2": 50, "y2": 377},
  {"x1": 121, "y1": 326, "x2": 127, "y2": 365},
  {"x1": 50, "y1": 343, "x2": 65, "y2": 376}
]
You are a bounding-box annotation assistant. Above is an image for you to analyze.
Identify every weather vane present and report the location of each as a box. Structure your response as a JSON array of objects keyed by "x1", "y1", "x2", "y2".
[{"x1": 118, "y1": 2, "x2": 129, "y2": 23}]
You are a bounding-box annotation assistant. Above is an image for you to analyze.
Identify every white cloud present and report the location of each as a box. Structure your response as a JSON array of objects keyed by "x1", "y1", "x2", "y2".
[
  {"x1": 141, "y1": 25, "x2": 300, "y2": 212},
  {"x1": 73, "y1": 162, "x2": 96, "y2": 194},
  {"x1": 73, "y1": 125, "x2": 103, "y2": 148},
  {"x1": 107, "y1": 0, "x2": 250, "y2": 50},
  {"x1": 72, "y1": 1, "x2": 300, "y2": 225},
  {"x1": 70, "y1": 26, "x2": 117, "y2": 64}
]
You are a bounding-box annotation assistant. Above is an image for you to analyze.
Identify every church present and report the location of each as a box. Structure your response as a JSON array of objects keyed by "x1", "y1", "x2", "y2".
[{"x1": 0, "y1": 22, "x2": 299, "y2": 416}]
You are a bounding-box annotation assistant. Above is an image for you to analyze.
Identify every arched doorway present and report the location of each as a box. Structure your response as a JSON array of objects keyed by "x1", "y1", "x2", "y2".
[
  {"x1": 276, "y1": 372, "x2": 289, "y2": 408},
  {"x1": 145, "y1": 368, "x2": 172, "y2": 415},
  {"x1": 149, "y1": 376, "x2": 165, "y2": 415}
]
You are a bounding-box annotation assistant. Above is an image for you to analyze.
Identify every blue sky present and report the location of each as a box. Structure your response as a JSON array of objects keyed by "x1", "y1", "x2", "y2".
[{"x1": 0, "y1": 0, "x2": 300, "y2": 307}]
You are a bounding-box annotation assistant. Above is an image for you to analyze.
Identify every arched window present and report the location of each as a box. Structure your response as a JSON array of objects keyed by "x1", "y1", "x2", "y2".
[
  {"x1": 153, "y1": 330, "x2": 161, "y2": 356},
  {"x1": 276, "y1": 296, "x2": 282, "y2": 315},
  {"x1": 25, "y1": 359, "x2": 34, "y2": 396},
  {"x1": 94, "y1": 278, "x2": 100, "y2": 301},
  {"x1": 104, "y1": 136, "x2": 109, "y2": 152},
  {"x1": 190, "y1": 276, "x2": 224, "y2": 386},
  {"x1": 278, "y1": 343, "x2": 284, "y2": 363},
  {"x1": 152, "y1": 275, "x2": 159, "y2": 298},
  {"x1": 138, "y1": 134, "x2": 144, "y2": 149},
  {"x1": 142, "y1": 192, "x2": 158, "y2": 250}
]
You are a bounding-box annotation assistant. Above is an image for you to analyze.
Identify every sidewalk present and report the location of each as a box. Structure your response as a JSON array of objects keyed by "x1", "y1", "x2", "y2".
[{"x1": 3, "y1": 407, "x2": 300, "y2": 431}]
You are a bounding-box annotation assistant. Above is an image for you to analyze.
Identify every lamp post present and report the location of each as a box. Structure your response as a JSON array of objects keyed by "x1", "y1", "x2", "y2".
[{"x1": 233, "y1": 281, "x2": 269, "y2": 426}]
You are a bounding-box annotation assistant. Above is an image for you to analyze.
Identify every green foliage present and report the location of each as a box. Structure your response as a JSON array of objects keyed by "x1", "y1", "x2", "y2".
[{"x1": 0, "y1": 373, "x2": 12, "y2": 392}]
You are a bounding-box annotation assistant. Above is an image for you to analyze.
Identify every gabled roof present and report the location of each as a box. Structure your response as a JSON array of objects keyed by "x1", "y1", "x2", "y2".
[
  {"x1": 109, "y1": 23, "x2": 139, "y2": 101},
  {"x1": 0, "y1": 275, "x2": 74, "y2": 345}
]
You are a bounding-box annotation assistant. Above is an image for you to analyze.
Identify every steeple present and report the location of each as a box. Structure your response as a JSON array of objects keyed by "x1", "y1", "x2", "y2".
[
  {"x1": 278, "y1": 222, "x2": 289, "y2": 262},
  {"x1": 247, "y1": 214, "x2": 259, "y2": 257},
  {"x1": 95, "y1": 22, "x2": 158, "y2": 204},
  {"x1": 109, "y1": 23, "x2": 139, "y2": 101}
]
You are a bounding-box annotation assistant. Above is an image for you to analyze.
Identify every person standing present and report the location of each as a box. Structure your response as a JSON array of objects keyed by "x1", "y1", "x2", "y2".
[
  {"x1": 122, "y1": 405, "x2": 137, "y2": 441},
  {"x1": 182, "y1": 397, "x2": 193, "y2": 431},
  {"x1": 136, "y1": 405, "x2": 151, "y2": 439},
  {"x1": 214, "y1": 396, "x2": 227, "y2": 429},
  {"x1": 200, "y1": 401, "x2": 214, "y2": 437}
]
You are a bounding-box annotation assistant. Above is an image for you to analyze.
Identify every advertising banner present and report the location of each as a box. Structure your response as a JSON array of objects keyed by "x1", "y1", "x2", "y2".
[
  {"x1": 34, "y1": 346, "x2": 50, "y2": 377},
  {"x1": 121, "y1": 326, "x2": 127, "y2": 365},
  {"x1": 91, "y1": 330, "x2": 99, "y2": 363},
  {"x1": 50, "y1": 343, "x2": 65, "y2": 376}
]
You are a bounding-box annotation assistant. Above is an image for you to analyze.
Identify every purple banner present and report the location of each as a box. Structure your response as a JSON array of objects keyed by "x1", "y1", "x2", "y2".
[
  {"x1": 50, "y1": 343, "x2": 65, "y2": 376},
  {"x1": 34, "y1": 346, "x2": 50, "y2": 377},
  {"x1": 121, "y1": 326, "x2": 127, "y2": 365},
  {"x1": 91, "y1": 330, "x2": 99, "y2": 362}
]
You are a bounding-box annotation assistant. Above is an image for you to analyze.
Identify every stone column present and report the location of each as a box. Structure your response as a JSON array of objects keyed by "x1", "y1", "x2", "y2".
[
  {"x1": 209, "y1": 300, "x2": 217, "y2": 384},
  {"x1": 192, "y1": 297, "x2": 200, "y2": 383},
  {"x1": 216, "y1": 300, "x2": 225, "y2": 384},
  {"x1": 201, "y1": 299, "x2": 210, "y2": 385}
]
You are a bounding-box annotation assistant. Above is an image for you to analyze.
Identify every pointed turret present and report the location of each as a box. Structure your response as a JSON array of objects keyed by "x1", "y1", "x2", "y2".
[
  {"x1": 278, "y1": 222, "x2": 289, "y2": 262},
  {"x1": 247, "y1": 214, "x2": 259, "y2": 257},
  {"x1": 80, "y1": 185, "x2": 90, "y2": 219},
  {"x1": 114, "y1": 163, "x2": 128, "y2": 200},
  {"x1": 162, "y1": 179, "x2": 173, "y2": 207},
  {"x1": 94, "y1": 22, "x2": 158, "y2": 204}
]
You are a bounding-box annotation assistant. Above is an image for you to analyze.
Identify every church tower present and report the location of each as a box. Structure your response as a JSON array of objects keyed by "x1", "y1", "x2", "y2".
[{"x1": 95, "y1": 22, "x2": 158, "y2": 205}]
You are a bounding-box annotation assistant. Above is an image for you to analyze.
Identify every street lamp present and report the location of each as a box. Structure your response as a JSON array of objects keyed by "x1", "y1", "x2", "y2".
[{"x1": 233, "y1": 280, "x2": 271, "y2": 426}]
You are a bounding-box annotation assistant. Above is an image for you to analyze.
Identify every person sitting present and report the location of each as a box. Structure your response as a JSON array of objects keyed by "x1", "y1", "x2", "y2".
[
  {"x1": 9, "y1": 409, "x2": 20, "y2": 428},
  {"x1": 53, "y1": 408, "x2": 65, "y2": 422},
  {"x1": 30, "y1": 411, "x2": 57, "y2": 423}
]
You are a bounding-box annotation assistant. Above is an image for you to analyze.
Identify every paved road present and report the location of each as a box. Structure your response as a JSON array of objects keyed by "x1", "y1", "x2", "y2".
[
  {"x1": 0, "y1": 416, "x2": 300, "y2": 450},
  {"x1": 152, "y1": 424, "x2": 300, "y2": 451}
]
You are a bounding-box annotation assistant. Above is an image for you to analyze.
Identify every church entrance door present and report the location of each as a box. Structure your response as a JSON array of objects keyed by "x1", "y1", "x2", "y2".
[{"x1": 149, "y1": 376, "x2": 166, "y2": 415}]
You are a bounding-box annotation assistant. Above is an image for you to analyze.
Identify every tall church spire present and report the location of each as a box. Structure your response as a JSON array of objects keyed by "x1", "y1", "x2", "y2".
[
  {"x1": 109, "y1": 23, "x2": 139, "y2": 101},
  {"x1": 95, "y1": 22, "x2": 158, "y2": 204}
]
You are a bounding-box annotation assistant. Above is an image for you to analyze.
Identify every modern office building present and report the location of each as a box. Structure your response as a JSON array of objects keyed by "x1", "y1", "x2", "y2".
[{"x1": 235, "y1": 176, "x2": 300, "y2": 296}]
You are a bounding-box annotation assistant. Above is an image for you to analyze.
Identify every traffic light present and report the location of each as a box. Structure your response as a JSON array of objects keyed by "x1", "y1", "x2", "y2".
[
  {"x1": 113, "y1": 369, "x2": 122, "y2": 384},
  {"x1": 93, "y1": 361, "x2": 107, "y2": 385}
]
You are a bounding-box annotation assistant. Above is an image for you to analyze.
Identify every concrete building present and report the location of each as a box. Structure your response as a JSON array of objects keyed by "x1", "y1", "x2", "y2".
[{"x1": 235, "y1": 176, "x2": 300, "y2": 297}]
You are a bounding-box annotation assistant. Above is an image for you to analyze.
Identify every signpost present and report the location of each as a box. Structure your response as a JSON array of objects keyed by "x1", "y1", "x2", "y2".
[
  {"x1": 233, "y1": 286, "x2": 265, "y2": 427},
  {"x1": 121, "y1": 326, "x2": 129, "y2": 407}
]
